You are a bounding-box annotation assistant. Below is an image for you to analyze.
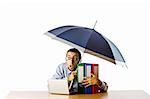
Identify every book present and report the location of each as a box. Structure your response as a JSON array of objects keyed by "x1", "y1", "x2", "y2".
[
  {"x1": 77, "y1": 63, "x2": 99, "y2": 94},
  {"x1": 92, "y1": 64, "x2": 99, "y2": 93},
  {"x1": 77, "y1": 63, "x2": 84, "y2": 94},
  {"x1": 84, "y1": 63, "x2": 92, "y2": 94}
]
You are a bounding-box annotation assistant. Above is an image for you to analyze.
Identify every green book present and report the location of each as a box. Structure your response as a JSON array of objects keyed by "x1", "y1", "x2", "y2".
[{"x1": 77, "y1": 63, "x2": 84, "y2": 94}]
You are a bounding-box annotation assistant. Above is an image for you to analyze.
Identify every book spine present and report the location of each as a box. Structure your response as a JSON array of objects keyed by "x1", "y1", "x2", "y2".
[
  {"x1": 92, "y1": 64, "x2": 99, "y2": 93},
  {"x1": 77, "y1": 63, "x2": 84, "y2": 94},
  {"x1": 84, "y1": 63, "x2": 92, "y2": 94}
]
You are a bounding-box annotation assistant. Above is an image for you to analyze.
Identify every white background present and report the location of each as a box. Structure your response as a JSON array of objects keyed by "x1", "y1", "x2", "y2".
[{"x1": 0, "y1": 0, "x2": 150, "y2": 98}]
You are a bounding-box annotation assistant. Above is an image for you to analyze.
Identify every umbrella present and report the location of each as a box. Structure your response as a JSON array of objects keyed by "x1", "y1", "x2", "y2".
[{"x1": 45, "y1": 25, "x2": 126, "y2": 66}]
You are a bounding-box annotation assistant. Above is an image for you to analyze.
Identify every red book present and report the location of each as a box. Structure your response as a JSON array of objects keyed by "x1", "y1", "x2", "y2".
[{"x1": 91, "y1": 64, "x2": 99, "y2": 94}]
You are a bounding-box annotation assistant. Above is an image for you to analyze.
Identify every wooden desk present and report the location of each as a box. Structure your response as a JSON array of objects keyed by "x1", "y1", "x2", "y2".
[{"x1": 6, "y1": 90, "x2": 150, "y2": 99}]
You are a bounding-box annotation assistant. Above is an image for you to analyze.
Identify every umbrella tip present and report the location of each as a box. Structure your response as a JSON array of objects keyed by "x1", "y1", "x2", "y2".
[
  {"x1": 92, "y1": 20, "x2": 97, "y2": 30},
  {"x1": 115, "y1": 61, "x2": 128, "y2": 68},
  {"x1": 125, "y1": 64, "x2": 128, "y2": 69}
]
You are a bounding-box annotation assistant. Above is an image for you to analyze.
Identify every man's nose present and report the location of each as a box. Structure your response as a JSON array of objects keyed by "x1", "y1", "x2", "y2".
[
  {"x1": 69, "y1": 59, "x2": 75, "y2": 65},
  {"x1": 70, "y1": 60, "x2": 73, "y2": 64},
  {"x1": 68, "y1": 59, "x2": 73, "y2": 65},
  {"x1": 71, "y1": 59, "x2": 75, "y2": 64}
]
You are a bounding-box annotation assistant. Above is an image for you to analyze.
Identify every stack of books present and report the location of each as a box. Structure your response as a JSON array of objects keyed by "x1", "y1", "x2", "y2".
[{"x1": 77, "y1": 63, "x2": 99, "y2": 94}]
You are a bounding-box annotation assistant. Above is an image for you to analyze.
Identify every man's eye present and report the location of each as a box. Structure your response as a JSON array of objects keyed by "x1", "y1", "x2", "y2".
[
  {"x1": 66, "y1": 57, "x2": 71, "y2": 60},
  {"x1": 74, "y1": 58, "x2": 78, "y2": 60},
  {"x1": 66, "y1": 57, "x2": 79, "y2": 61}
]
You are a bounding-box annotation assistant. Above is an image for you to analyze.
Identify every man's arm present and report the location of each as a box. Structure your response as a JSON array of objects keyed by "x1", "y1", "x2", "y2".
[
  {"x1": 51, "y1": 64, "x2": 66, "y2": 79},
  {"x1": 97, "y1": 80, "x2": 108, "y2": 92}
]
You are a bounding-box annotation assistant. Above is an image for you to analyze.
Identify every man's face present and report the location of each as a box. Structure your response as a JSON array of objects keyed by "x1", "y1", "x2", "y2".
[{"x1": 66, "y1": 51, "x2": 79, "y2": 71}]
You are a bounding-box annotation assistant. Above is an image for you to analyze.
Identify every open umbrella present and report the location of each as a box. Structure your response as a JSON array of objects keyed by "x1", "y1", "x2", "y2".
[{"x1": 45, "y1": 25, "x2": 126, "y2": 66}]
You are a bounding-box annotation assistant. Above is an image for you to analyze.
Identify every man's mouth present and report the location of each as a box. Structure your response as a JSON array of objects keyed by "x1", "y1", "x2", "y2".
[
  {"x1": 70, "y1": 65, "x2": 73, "y2": 68},
  {"x1": 69, "y1": 65, "x2": 74, "y2": 70}
]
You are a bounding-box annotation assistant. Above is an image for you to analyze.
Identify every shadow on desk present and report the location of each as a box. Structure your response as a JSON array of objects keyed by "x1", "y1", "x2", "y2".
[
  {"x1": 49, "y1": 92, "x2": 108, "y2": 99},
  {"x1": 6, "y1": 90, "x2": 150, "y2": 99}
]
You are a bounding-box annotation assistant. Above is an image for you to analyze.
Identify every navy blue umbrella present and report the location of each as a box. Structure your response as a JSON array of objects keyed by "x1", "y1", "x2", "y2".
[{"x1": 45, "y1": 25, "x2": 126, "y2": 66}]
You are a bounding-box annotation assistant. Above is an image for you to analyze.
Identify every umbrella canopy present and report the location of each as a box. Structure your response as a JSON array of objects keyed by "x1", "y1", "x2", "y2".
[{"x1": 45, "y1": 25, "x2": 126, "y2": 66}]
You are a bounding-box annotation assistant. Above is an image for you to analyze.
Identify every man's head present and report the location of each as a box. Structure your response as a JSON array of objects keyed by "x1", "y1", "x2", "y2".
[{"x1": 66, "y1": 48, "x2": 81, "y2": 71}]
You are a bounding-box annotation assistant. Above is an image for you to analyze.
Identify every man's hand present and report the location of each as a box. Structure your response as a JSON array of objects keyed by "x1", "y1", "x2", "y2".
[
  {"x1": 68, "y1": 71, "x2": 77, "y2": 81},
  {"x1": 82, "y1": 73, "x2": 102, "y2": 88}
]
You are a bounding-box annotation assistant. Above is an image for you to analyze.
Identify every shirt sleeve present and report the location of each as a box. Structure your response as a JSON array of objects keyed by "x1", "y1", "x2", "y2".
[
  {"x1": 98, "y1": 81, "x2": 108, "y2": 92},
  {"x1": 51, "y1": 64, "x2": 67, "y2": 80}
]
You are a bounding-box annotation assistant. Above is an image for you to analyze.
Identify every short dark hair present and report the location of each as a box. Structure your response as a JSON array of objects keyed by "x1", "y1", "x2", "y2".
[{"x1": 67, "y1": 48, "x2": 81, "y2": 61}]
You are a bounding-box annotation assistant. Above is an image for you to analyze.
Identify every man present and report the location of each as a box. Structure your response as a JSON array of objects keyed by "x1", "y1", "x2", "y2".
[{"x1": 52, "y1": 48, "x2": 108, "y2": 93}]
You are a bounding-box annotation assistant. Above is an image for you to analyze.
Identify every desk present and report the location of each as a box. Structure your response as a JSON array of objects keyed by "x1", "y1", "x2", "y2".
[{"x1": 6, "y1": 90, "x2": 150, "y2": 99}]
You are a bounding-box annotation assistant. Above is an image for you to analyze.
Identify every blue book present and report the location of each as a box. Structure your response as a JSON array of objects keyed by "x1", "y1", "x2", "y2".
[{"x1": 84, "y1": 63, "x2": 92, "y2": 94}]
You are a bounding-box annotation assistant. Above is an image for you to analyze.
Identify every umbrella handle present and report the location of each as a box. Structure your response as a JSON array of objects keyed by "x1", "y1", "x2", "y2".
[
  {"x1": 68, "y1": 69, "x2": 78, "y2": 90},
  {"x1": 92, "y1": 20, "x2": 97, "y2": 29}
]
